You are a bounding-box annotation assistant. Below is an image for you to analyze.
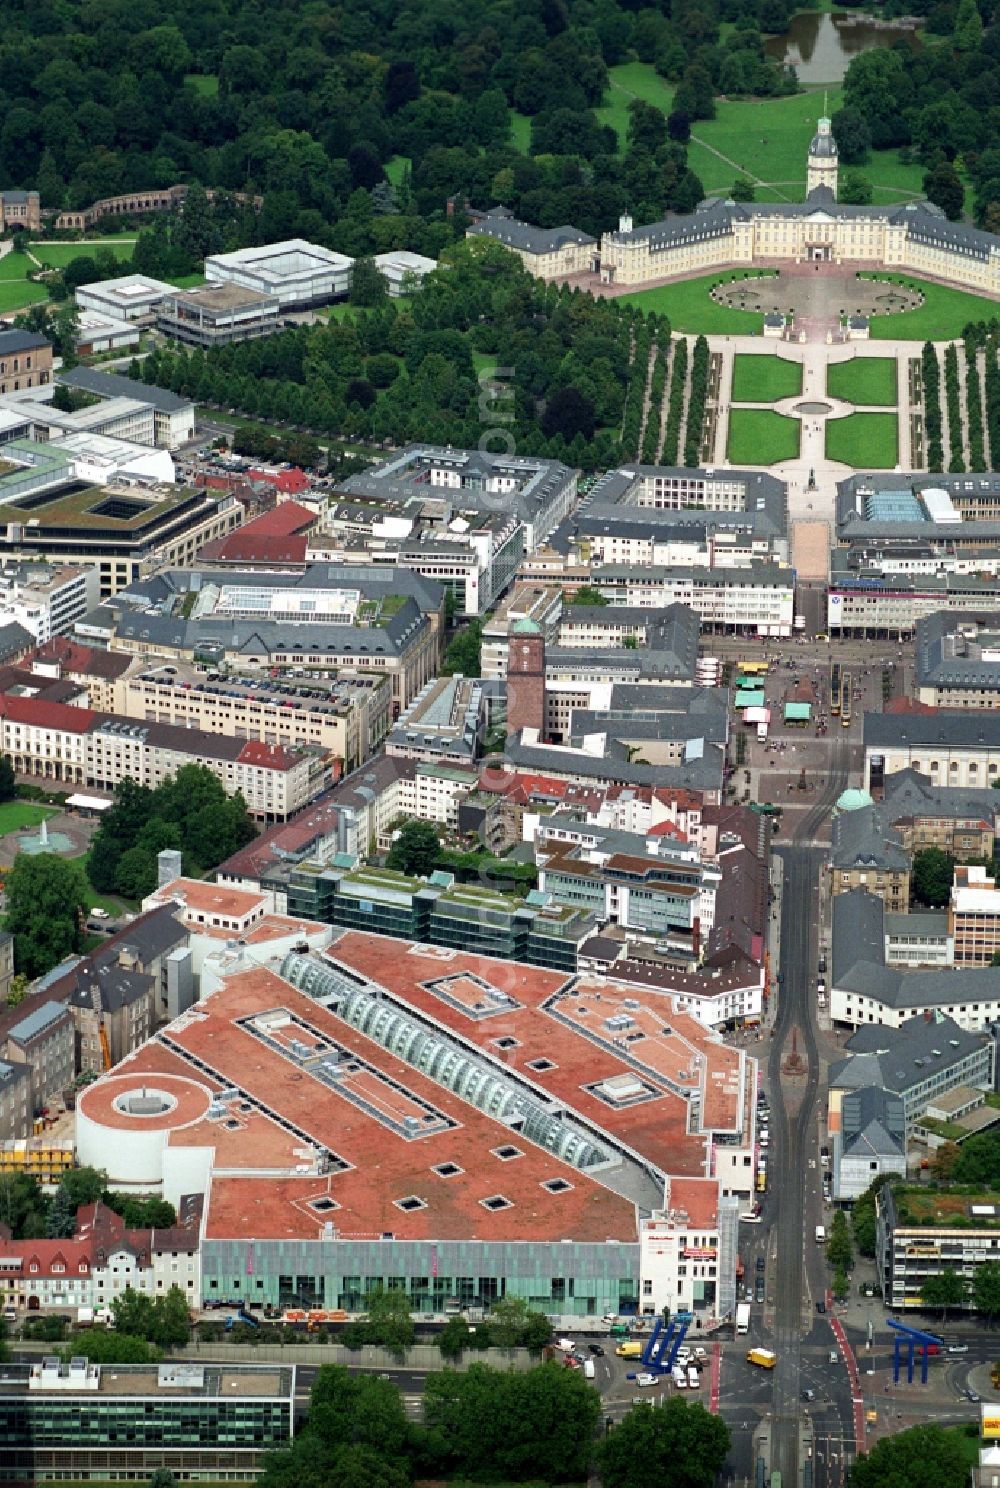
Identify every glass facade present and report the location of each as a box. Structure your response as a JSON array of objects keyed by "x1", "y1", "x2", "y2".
[
  {"x1": 203, "y1": 1237, "x2": 639, "y2": 1319},
  {"x1": 0, "y1": 1386, "x2": 292, "y2": 1483}
]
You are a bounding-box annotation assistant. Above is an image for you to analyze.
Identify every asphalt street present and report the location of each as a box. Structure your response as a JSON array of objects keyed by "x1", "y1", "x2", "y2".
[{"x1": 766, "y1": 739, "x2": 850, "y2": 1486}]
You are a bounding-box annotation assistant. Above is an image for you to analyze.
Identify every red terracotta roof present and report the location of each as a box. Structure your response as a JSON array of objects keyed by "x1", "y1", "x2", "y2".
[
  {"x1": 199, "y1": 533, "x2": 307, "y2": 564},
  {"x1": 237, "y1": 739, "x2": 299, "y2": 771},
  {"x1": 239, "y1": 499, "x2": 314, "y2": 534},
  {"x1": 247, "y1": 472, "x2": 311, "y2": 497},
  {"x1": 0, "y1": 694, "x2": 95, "y2": 731}
]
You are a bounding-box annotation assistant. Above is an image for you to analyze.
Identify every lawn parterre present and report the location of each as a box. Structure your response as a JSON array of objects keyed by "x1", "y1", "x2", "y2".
[
  {"x1": 0, "y1": 253, "x2": 47, "y2": 313},
  {"x1": 863, "y1": 275, "x2": 1000, "y2": 341},
  {"x1": 727, "y1": 408, "x2": 800, "y2": 464},
  {"x1": 619, "y1": 272, "x2": 774, "y2": 334},
  {"x1": 826, "y1": 357, "x2": 898, "y2": 406},
  {"x1": 731, "y1": 354, "x2": 802, "y2": 402},
  {"x1": 826, "y1": 412, "x2": 898, "y2": 467},
  {"x1": 0, "y1": 802, "x2": 56, "y2": 834}
]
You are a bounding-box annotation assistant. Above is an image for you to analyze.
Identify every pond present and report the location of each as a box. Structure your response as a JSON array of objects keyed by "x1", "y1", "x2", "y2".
[{"x1": 763, "y1": 11, "x2": 922, "y2": 83}]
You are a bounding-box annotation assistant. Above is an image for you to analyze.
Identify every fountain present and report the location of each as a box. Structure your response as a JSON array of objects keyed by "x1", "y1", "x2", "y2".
[{"x1": 17, "y1": 812, "x2": 74, "y2": 855}]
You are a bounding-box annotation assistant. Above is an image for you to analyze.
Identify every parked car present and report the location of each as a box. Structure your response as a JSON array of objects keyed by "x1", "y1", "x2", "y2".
[
  {"x1": 636, "y1": 1372, "x2": 658, "y2": 1388},
  {"x1": 589, "y1": 1343, "x2": 605, "y2": 1356},
  {"x1": 948, "y1": 1344, "x2": 969, "y2": 1355}
]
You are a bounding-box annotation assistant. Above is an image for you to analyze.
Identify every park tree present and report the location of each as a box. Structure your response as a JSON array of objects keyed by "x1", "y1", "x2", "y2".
[
  {"x1": 386, "y1": 820, "x2": 441, "y2": 877},
  {"x1": 973, "y1": 1261, "x2": 1000, "y2": 1322},
  {"x1": 540, "y1": 385, "x2": 596, "y2": 441},
  {"x1": 600, "y1": 1396, "x2": 731, "y2": 1488},
  {"x1": 954, "y1": 1127, "x2": 1000, "y2": 1183},
  {"x1": 827, "y1": 1211, "x2": 853, "y2": 1270},
  {"x1": 485, "y1": 1296, "x2": 551, "y2": 1351},
  {"x1": 850, "y1": 1422, "x2": 970, "y2": 1488},
  {"x1": 920, "y1": 1268, "x2": 968, "y2": 1319},
  {"x1": 5, "y1": 852, "x2": 87, "y2": 977},
  {"x1": 953, "y1": 0, "x2": 984, "y2": 52},
  {"x1": 570, "y1": 585, "x2": 609, "y2": 606},
  {"x1": 831, "y1": 106, "x2": 871, "y2": 164},
  {"x1": 363, "y1": 1286, "x2": 416, "y2": 1352},
  {"x1": 111, "y1": 1286, "x2": 191, "y2": 1347},
  {"x1": 308, "y1": 1365, "x2": 411, "y2": 1459},
  {"x1": 666, "y1": 109, "x2": 692, "y2": 143},
  {"x1": 351, "y1": 257, "x2": 388, "y2": 306},
  {"x1": 931, "y1": 1141, "x2": 961, "y2": 1180},
  {"x1": 0, "y1": 755, "x2": 15, "y2": 801},
  {"x1": 839, "y1": 170, "x2": 873, "y2": 205},
  {"x1": 731, "y1": 176, "x2": 755, "y2": 202},
  {"x1": 923, "y1": 162, "x2": 965, "y2": 221},
  {"x1": 0, "y1": 1172, "x2": 49, "y2": 1239},
  {"x1": 441, "y1": 619, "x2": 483, "y2": 677},
  {"x1": 149, "y1": 1470, "x2": 176, "y2": 1488},
  {"x1": 912, "y1": 847, "x2": 956, "y2": 907}
]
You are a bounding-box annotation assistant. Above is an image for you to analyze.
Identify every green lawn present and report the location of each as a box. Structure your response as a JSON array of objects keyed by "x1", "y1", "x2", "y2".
[
  {"x1": 0, "y1": 279, "x2": 47, "y2": 312},
  {"x1": 0, "y1": 802, "x2": 56, "y2": 834},
  {"x1": 826, "y1": 412, "x2": 898, "y2": 467},
  {"x1": 34, "y1": 241, "x2": 135, "y2": 268},
  {"x1": 510, "y1": 112, "x2": 533, "y2": 152},
  {"x1": 184, "y1": 73, "x2": 219, "y2": 97},
  {"x1": 826, "y1": 357, "x2": 898, "y2": 406},
  {"x1": 590, "y1": 64, "x2": 928, "y2": 204},
  {"x1": 731, "y1": 354, "x2": 802, "y2": 402},
  {"x1": 861, "y1": 274, "x2": 1000, "y2": 341},
  {"x1": 727, "y1": 408, "x2": 800, "y2": 463},
  {"x1": 619, "y1": 270, "x2": 779, "y2": 334},
  {"x1": 597, "y1": 61, "x2": 675, "y2": 146},
  {"x1": 385, "y1": 155, "x2": 411, "y2": 187}
]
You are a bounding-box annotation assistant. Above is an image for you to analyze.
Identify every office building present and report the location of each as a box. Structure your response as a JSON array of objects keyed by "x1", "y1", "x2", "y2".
[
  {"x1": 157, "y1": 282, "x2": 280, "y2": 347},
  {"x1": 205, "y1": 239, "x2": 353, "y2": 308},
  {"x1": 865, "y1": 710, "x2": 1000, "y2": 792},
  {"x1": 57, "y1": 368, "x2": 195, "y2": 449},
  {"x1": 0, "y1": 1360, "x2": 293, "y2": 1483},
  {"x1": 75, "y1": 274, "x2": 175, "y2": 325},
  {"x1": 876, "y1": 1185, "x2": 1000, "y2": 1311}
]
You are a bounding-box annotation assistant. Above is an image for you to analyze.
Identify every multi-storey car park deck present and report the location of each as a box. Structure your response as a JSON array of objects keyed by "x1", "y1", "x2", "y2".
[{"x1": 75, "y1": 930, "x2": 758, "y2": 1318}]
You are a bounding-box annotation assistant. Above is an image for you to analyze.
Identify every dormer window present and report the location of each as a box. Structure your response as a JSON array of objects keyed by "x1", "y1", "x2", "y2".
[{"x1": 79, "y1": 1262, "x2": 89, "y2": 1274}]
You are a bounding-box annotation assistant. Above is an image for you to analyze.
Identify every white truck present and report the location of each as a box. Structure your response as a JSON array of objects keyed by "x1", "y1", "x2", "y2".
[
  {"x1": 815, "y1": 1225, "x2": 826, "y2": 1243},
  {"x1": 736, "y1": 1302, "x2": 751, "y2": 1334}
]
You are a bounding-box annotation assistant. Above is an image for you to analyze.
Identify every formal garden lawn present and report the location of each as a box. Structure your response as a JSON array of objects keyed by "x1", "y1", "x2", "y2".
[
  {"x1": 861, "y1": 274, "x2": 1000, "y2": 340},
  {"x1": 619, "y1": 271, "x2": 777, "y2": 334},
  {"x1": 34, "y1": 241, "x2": 136, "y2": 268},
  {"x1": 727, "y1": 408, "x2": 800, "y2": 463},
  {"x1": 826, "y1": 357, "x2": 898, "y2": 406},
  {"x1": 0, "y1": 253, "x2": 48, "y2": 312},
  {"x1": 826, "y1": 412, "x2": 898, "y2": 467},
  {"x1": 0, "y1": 802, "x2": 56, "y2": 834},
  {"x1": 731, "y1": 354, "x2": 802, "y2": 402}
]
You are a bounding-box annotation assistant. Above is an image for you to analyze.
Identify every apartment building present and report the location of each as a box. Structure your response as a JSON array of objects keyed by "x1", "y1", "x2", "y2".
[
  {"x1": 949, "y1": 865, "x2": 1000, "y2": 967},
  {"x1": 0, "y1": 694, "x2": 319, "y2": 820},
  {"x1": 915, "y1": 612, "x2": 1000, "y2": 707},
  {"x1": 832, "y1": 888, "x2": 1000, "y2": 1031},
  {"x1": 0, "y1": 329, "x2": 51, "y2": 397},
  {"x1": 876, "y1": 1185, "x2": 1000, "y2": 1312},
  {"x1": 830, "y1": 803, "x2": 911, "y2": 910},
  {"x1": 881, "y1": 768, "x2": 998, "y2": 860},
  {"x1": 115, "y1": 664, "x2": 390, "y2": 774},
  {"x1": 89, "y1": 567, "x2": 443, "y2": 713},
  {"x1": 0, "y1": 564, "x2": 99, "y2": 643},
  {"x1": 0, "y1": 1060, "x2": 31, "y2": 1142},
  {"x1": 336, "y1": 446, "x2": 578, "y2": 552},
  {"x1": 587, "y1": 562, "x2": 796, "y2": 636},
  {"x1": 3, "y1": 1002, "x2": 74, "y2": 1110}
]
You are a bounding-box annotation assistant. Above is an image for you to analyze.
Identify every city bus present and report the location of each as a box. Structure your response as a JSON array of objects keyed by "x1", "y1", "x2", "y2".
[
  {"x1": 841, "y1": 671, "x2": 852, "y2": 728},
  {"x1": 830, "y1": 663, "x2": 842, "y2": 716}
]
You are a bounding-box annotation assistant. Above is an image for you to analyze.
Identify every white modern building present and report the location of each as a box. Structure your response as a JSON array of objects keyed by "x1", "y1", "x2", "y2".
[
  {"x1": 75, "y1": 275, "x2": 175, "y2": 325},
  {"x1": 75, "y1": 310, "x2": 140, "y2": 357},
  {"x1": 374, "y1": 250, "x2": 437, "y2": 295},
  {"x1": 0, "y1": 563, "x2": 99, "y2": 642},
  {"x1": 204, "y1": 239, "x2": 354, "y2": 308}
]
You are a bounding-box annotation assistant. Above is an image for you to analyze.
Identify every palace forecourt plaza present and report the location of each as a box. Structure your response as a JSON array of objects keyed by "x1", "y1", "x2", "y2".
[{"x1": 75, "y1": 931, "x2": 757, "y2": 1322}]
